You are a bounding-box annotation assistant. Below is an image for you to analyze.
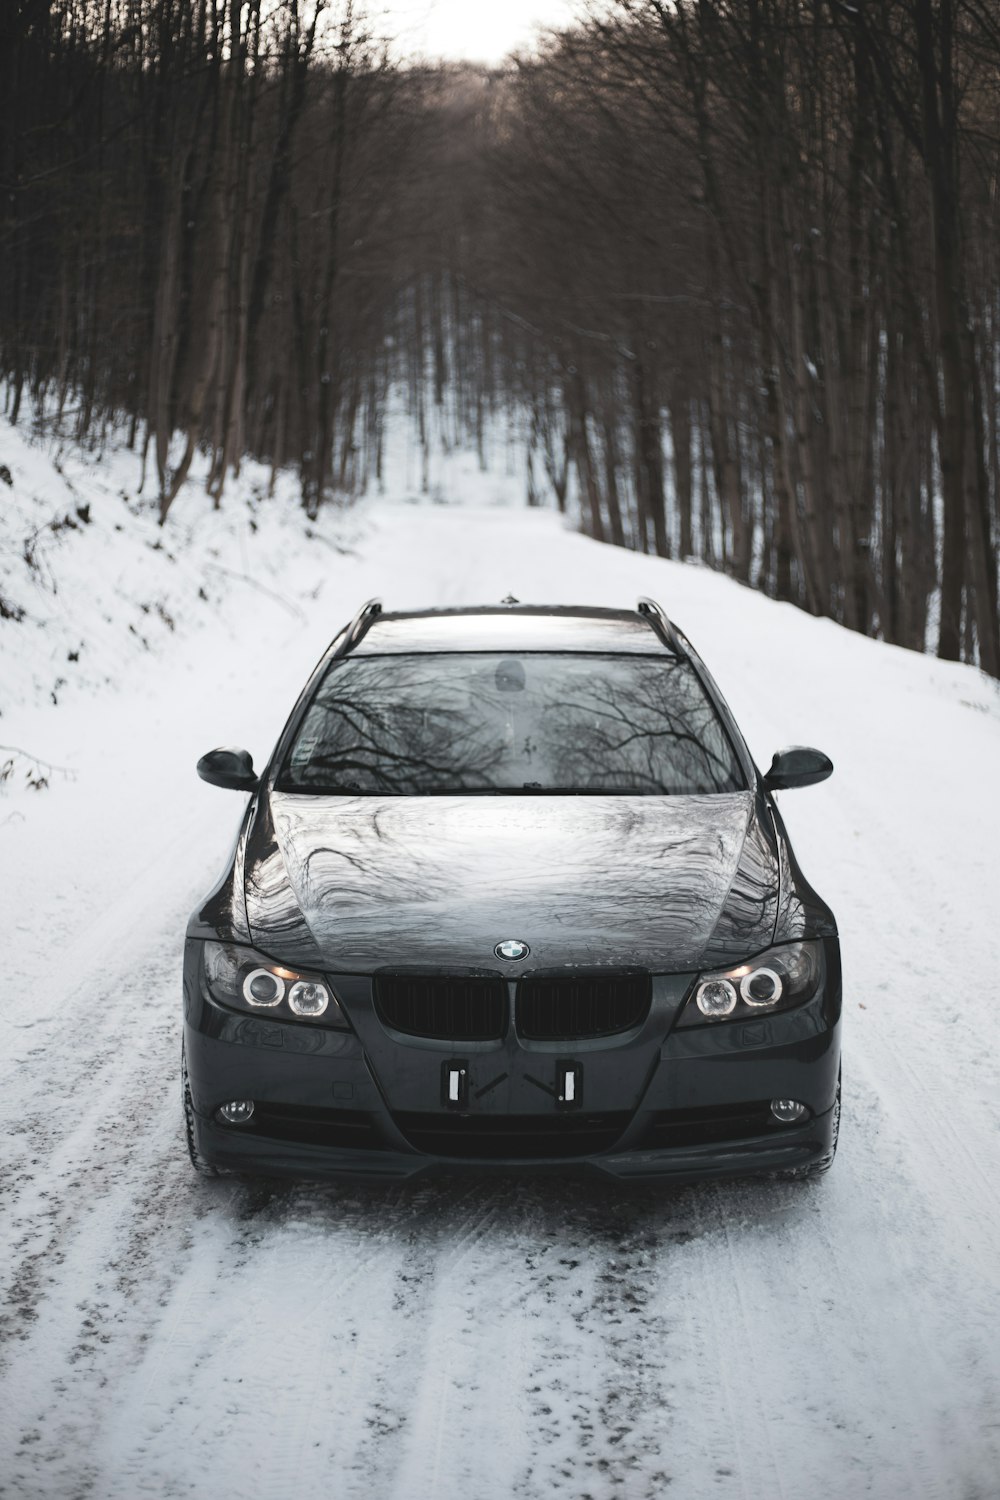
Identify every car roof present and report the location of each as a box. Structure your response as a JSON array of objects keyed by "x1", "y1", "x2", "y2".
[{"x1": 350, "y1": 605, "x2": 678, "y2": 656}]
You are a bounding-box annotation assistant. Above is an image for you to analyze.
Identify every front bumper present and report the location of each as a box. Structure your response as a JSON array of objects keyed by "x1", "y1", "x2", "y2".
[
  {"x1": 183, "y1": 941, "x2": 841, "y2": 1184},
  {"x1": 185, "y1": 1094, "x2": 838, "y2": 1182}
]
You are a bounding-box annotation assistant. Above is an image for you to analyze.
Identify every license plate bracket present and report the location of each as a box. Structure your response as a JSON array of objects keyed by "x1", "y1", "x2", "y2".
[{"x1": 441, "y1": 1059, "x2": 469, "y2": 1109}]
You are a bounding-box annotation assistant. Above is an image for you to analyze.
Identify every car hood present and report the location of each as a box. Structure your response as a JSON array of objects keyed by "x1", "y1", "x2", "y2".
[{"x1": 242, "y1": 790, "x2": 780, "y2": 974}]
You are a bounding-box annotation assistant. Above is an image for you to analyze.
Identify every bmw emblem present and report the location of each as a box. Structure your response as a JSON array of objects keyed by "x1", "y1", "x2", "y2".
[{"x1": 495, "y1": 938, "x2": 530, "y2": 961}]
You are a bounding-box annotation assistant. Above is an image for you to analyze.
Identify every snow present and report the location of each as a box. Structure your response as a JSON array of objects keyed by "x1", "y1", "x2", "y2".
[{"x1": 1, "y1": 415, "x2": 1000, "y2": 1499}]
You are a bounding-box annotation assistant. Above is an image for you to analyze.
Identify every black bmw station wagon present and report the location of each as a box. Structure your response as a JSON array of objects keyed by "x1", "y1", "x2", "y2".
[{"x1": 183, "y1": 599, "x2": 841, "y2": 1183}]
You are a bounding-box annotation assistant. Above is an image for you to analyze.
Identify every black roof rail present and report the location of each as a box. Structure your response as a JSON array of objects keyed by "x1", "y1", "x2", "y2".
[
  {"x1": 636, "y1": 596, "x2": 686, "y2": 656},
  {"x1": 341, "y1": 597, "x2": 383, "y2": 653}
]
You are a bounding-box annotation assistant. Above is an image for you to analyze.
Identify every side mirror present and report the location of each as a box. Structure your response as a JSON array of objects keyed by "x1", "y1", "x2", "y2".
[
  {"x1": 197, "y1": 746, "x2": 259, "y2": 792},
  {"x1": 763, "y1": 746, "x2": 833, "y2": 791}
]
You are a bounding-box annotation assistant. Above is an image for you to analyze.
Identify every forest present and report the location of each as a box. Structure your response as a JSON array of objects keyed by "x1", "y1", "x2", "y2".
[{"x1": 1, "y1": 0, "x2": 999, "y2": 673}]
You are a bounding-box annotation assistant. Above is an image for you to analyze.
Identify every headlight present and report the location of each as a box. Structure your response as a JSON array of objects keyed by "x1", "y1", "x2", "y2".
[
  {"x1": 288, "y1": 980, "x2": 329, "y2": 1018},
  {"x1": 677, "y1": 940, "x2": 823, "y2": 1027},
  {"x1": 243, "y1": 968, "x2": 285, "y2": 1008},
  {"x1": 201, "y1": 942, "x2": 348, "y2": 1029},
  {"x1": 695, "y1": 978, "x2": 738, "y2": 1018}
]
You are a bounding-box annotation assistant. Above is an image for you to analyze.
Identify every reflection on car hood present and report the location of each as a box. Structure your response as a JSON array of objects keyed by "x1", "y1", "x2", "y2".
[{"x1": 243, "y1": 791, "x2": 780, "y2": 973}]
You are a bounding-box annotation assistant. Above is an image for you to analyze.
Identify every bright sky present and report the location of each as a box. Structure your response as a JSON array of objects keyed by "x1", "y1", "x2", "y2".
[{"x1": 376, "y1": 0, "x2": 582, "y2": 64}]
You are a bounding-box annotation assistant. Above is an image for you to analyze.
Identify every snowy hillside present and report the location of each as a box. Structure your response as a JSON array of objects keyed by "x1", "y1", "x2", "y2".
[{"x1": 1, "y1": 417, "x2": 999, "y2": 1500}]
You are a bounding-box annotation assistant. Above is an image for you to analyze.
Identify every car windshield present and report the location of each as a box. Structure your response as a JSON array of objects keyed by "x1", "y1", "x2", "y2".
[
  {"x1": 278, "y1": 652, "x2": 744, "y2": 796},
  {"x1": 275, "y1": 654, "x2": 743, "y2": 798}
]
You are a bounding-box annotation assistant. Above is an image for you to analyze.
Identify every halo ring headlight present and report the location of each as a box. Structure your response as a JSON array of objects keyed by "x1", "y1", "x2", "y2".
[
  {"x1": 739, "y1": 966, "x2": 783, "y2": 1007},
  {"x1": 695, "y1": 978, "x2": 738, "y2": 1018},
  {"x1": 243, "y1": 968, "x2": 285, "y2": 1008},
  {"x1": 288, "y1": 979, "x2": 330, "y2": 1018}
]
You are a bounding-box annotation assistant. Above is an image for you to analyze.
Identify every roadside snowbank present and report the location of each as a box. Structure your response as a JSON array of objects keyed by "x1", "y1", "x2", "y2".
[
  {"x1": 0, "y1": 408, "x2": 526, "y2": 728},
  {"x1": 0, "y1": 421, "x2": 365, "y2": 732}
]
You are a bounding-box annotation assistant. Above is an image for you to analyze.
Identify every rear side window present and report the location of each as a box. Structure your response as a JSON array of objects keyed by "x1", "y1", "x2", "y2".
[{"x1": 278, "y1": 653, "x2": 745, "y2": 796}]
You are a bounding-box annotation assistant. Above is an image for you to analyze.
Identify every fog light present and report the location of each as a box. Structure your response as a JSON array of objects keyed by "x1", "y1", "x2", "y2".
[
  {"x1": 771, "y1": 1099, "x2": 807, "y2": 1124},
  {"x1": 218, "y1": 1099, "x2": 255, "y2": 1125}
]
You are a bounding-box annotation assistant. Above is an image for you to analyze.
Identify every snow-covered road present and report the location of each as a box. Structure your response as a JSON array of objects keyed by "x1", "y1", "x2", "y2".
[{"x1": 2, "y1": 470, "x2": 1000, "y2": 1499}]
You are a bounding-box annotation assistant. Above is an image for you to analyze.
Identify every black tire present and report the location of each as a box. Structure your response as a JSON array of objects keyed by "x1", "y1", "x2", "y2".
[
  {"x1": 782, "y1": 1073, "x2": 840, "y2": 1180},
  {"x1": 182, "y1": 1046, "x2": 220, "y2": 1177}
]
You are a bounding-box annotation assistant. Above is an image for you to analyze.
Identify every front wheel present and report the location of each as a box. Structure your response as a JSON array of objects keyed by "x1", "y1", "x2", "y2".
[
  {"x1": 782, "y1": 1073, "x2": 840, "y2": 1180},
  {"x1": 182, "y1": 1046, "x2": 220, "y2": 1177}
]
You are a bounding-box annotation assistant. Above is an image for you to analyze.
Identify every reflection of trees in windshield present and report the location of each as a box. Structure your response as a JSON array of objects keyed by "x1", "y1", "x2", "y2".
[
  {"x1": 546, "y1": 669, "x2": 739, "y2": 793},
  {"x1": 285, "y1": 660, "x2": 507, "y2": 793},
  {"x1": 279, "y1": 654, "x2": 744, "y2": 795}
]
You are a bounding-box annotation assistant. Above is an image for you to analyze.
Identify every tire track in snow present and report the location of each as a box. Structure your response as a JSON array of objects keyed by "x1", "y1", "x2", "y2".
[
  {"x1": 86, "y1": 1179, "x2": 511, "y2": 1500},
  {"x1": 814, "y1": 777, "x2": 1000, "y2": 1271},
  {"x1": 379, "y1": 1182, "x2": 685, "y2": 1500}
]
